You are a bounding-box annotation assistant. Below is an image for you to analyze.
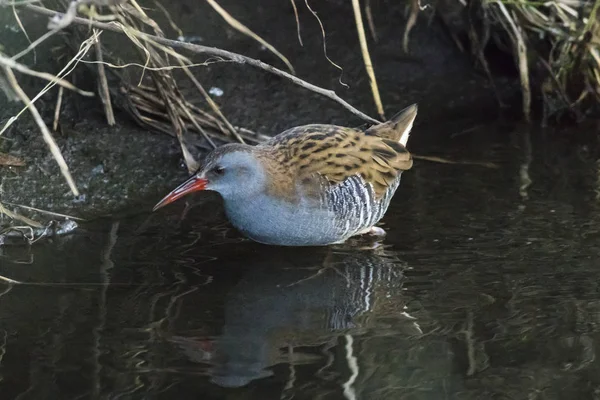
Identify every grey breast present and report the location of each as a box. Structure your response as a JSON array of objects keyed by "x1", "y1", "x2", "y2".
[
  {"x1": 323, "y1": 173, "x2": 403, "y2": 238},
  {"x1": 223, "y1": 173, "x2": 402, "y2": 246}
]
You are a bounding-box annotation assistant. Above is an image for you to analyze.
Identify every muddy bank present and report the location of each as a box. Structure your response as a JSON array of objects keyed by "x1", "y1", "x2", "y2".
[{"x1": 0, "y1": 0, "x2": 522, "y2": 229}]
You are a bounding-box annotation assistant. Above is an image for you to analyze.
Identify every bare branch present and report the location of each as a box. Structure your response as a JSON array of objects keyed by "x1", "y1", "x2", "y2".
[
  {"x1": 3, "y1": 66, "x2": 80, "y2": 196},
  {"x1": 0, "y1": 53, "x2": 94, "y2": 96},
  {"x1": 24, "y1": 3, "x2": 382, "y2": 125}
]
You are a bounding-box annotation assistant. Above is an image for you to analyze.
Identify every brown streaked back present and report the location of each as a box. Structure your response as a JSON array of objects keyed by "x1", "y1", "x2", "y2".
[{"x1": 257, "y1": 105, "x2": 417, "y2": 201}]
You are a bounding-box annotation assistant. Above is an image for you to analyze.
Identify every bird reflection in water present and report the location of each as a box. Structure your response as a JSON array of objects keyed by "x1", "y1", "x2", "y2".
[{"x1": 168, "y1": 245, "x2": 422, "y2": 396}]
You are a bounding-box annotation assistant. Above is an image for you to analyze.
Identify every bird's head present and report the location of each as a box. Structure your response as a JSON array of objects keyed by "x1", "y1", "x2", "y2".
[{"x1": 153, "y1": 144, "x2": 267, "y2": 211}]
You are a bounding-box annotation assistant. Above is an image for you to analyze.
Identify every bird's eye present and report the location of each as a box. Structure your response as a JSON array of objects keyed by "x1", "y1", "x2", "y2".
[{"x1": 212, "y1": 165, "x2": 225, "y2": 175}]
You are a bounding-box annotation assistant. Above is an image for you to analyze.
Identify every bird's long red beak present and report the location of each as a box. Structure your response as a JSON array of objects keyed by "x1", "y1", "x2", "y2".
[{"x1": 152, "y1": 176, "x2": 208, "y2": 211}]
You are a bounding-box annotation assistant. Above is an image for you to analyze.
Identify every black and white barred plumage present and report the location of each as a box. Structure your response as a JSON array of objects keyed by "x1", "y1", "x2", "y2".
[{"x1": 325, "y1": 174, "x2": 402, "y2": 240}]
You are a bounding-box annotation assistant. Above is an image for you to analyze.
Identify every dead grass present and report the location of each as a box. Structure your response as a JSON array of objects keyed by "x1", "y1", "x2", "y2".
[
  {"x1": 429, "y1": 0, "x2": 600, "y2": 120},
  {"x1": 489, "y1": 0, "x2": 600, "y2": 121}
]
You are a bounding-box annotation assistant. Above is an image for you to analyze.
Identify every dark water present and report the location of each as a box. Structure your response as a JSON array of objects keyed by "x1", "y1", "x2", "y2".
[{"x1": 3, "y1": 125, "x2": 600, "y2": 399}]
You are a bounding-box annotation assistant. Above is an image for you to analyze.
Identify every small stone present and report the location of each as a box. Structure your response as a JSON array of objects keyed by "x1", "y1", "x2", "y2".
[
  {"x1": 209, "y1": 87, "x2": 224, "y2": 97},
  {"x1": 91, "y1": 164, "x2": 105, "y2": 176},
  {"x1": 55, "y1": 220, "x2": 78, "y2": 235},
  {"x1": 73, "y1": 194, "x2": 87, "y2": 204}
]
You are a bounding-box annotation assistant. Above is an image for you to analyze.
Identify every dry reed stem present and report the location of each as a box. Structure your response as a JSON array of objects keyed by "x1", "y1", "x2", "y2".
[
  {"x1": 152, "y1": 0, "x2": 183, "y2": 38},
  {"x1": 10, "y1": 28, "x2": 59, "y2": 61},
  {"x1": 11, "y1": 2, "x2": 36, "y2": 62},
  {"x1": 495, "y1": 1, "x2": 531, "y2": 122},
  {"x1": 124, "y1": 81, "x2": 269, "y2": 145},
  {"x1": 3, "y1": 66, "x2": 80, "y2": 196},
  {"x1": 121, "y1": 4, "x2": 238, "y2": 141},
  {"x1": 162, "y1": 89, "x2": 199, "y2": 172},
  {"x1": 365, "y1": 0, "x2": 378, "y2": 43},
  {"x1": 538, "y1": 56, "x2": 573, "y2": 111},
  {"x1": 351, "y1": 0, "x2": 385, "y2": 120},
  {"x1": 170, "y1": 88, "x2": 217, "y2": 150},
  {"x1": 0, "y1": 53, "x2": 94, "y2": 96},
  {"x1": 467, "y1": 18, "x2": 505, "y2": 108},
  {"x1": 403, "y1": 0, "x2": 419, "y2": 53},
  {"x1": 0, "y1": 70, "x2": 19, "y2": 101},
  {"x1": 482, "y1": 0, "x2": 600, "y2": 119},
  {"x1": 290, "y1": 0, "x2": 303, "y2": 46},
  {"x1": 112, "y1": 2, "x2": 205, "y2": 168},
  {"x1": 412, "y1": 154, "x2": 499, "y2": 168},
  {"x1": 53, "y1": 86, "x2": 64, "y2": 131},
  {"x1": 0, "y1": 273, "x2": 22, "y2": 285},
  {"x1": 121, "y1": 81, "x2": 256, "y2": 147},
  {"x1": 0, "y1": 202, "x2": 43, "y2": 228},
  {"x1": 205, "y1": 0, "x2": 295, "y2": 74},
  {"x1": 1, "y1": 31, "x2": 100, "y2": 136},
  {"x1": 93, "y1": 30, "x2": 115, "y2": 125},
  {"x1": 0, "y1": 201, "x2": 85, "y2": 221},
  {"x1": 151, "y1": 85, "x2": 201, "y2": 170},
  {"x1": 25, "y1": 4, "x2": 381, "y2": 124},
  {"x1": 178, "y1": 61, "x2": 245, "y2": 143}
]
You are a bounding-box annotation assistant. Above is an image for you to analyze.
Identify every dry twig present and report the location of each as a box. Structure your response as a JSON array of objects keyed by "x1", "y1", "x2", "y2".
[
  {"x1": 2, "y1": 66, "x2": 80, "y2": 196},
  {"x1": 0, "y1": 202, "x2": 43, "y2": 228},
  {"x1": 205, "y1": 0, "x2": 295, "y2": 74},
  {"x1": 494, "y1": 1, "x2": 531, "y2": 122},
  {"x1": 290, "y1": 0, "x2": 303, "y2": 46},
  {"x1": 0, "y1": 53, "x2": 94, "y2": 96},
  {"x1": 93, "y1": 30, "x2": 115, "y2": 125},
  {"x1": 0, "y1": 201, "x2": 85, "y2": 221},
  {"x1": 178, "y1": 62, "x2": 245, "y2": 143},
  {"x1": 412, "y1": 154, "x2": 499, "y2": 168},
  {"x1": 25, "y1": 3, "x2": 381, "y2": 124},
  {"x1": 53, "y1": 86, "x2": 64, "y2": 131},
  {"x1": 1, "y1": 31, "x2": 100, "y2": 136}
]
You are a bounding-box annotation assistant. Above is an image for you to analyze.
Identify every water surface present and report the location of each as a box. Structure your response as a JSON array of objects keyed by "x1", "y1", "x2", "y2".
[{"x1": 2, "y1": 125, "x2": 600, "y2": 400}]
